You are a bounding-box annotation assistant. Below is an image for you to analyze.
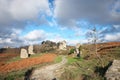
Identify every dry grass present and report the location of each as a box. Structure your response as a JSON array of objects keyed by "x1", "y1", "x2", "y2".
[{"x1": 0, "y1": 53, "x2": 57, "y2": 73}]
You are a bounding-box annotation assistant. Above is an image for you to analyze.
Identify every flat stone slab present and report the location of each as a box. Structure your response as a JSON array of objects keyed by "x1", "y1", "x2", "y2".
[{"x1": 105, "y1": 60, "x2": 120, "y2": 80}]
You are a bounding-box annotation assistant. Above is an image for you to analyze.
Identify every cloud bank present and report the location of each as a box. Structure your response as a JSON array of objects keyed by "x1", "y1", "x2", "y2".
[
  {"x1": 0, "y1": 0, "x2": 120, "y2": 48},
  {"x1": 54, "y1": 0, "x2": 120, "y2": 25}
]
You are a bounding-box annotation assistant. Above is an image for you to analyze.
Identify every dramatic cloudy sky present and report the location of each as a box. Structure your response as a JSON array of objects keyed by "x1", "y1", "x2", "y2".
[{"x1": 0, "y1": 0, "x2": 120, "y2": 48}]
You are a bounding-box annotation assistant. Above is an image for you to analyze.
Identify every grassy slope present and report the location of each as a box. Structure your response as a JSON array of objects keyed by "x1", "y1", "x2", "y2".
[
  {"x1": 60, "y1": 47, "x2": 120, "y2": 80},
  {"x1": 54, "y1": 55, "x2": 62, "y2": 63},
  {"x1": 0, "y1": 43, "x2": 120, "y2": 80}
]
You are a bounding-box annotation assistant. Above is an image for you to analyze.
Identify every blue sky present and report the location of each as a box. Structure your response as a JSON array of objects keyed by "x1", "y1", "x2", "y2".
[{"x1": 0, "y1": 0, "x2": 120, "y2": 48}]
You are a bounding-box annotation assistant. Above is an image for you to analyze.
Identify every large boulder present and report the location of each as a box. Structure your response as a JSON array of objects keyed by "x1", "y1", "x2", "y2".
[
  {"x1": 105, "y1": 60, "x2": 120, "y2": 80},
  {"x1": 58, "y1": 40, "x2": 67, "y2": 50},
  {"x1": 28, "y1": 45, "x2": 35, "y2": 54},
  {"x1": 20, "y1": 48, "x2": 28, "y2": 58}
]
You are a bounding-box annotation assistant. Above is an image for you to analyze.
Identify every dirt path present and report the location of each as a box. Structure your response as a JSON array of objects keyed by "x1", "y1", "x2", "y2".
[{"x1": 30, "y1": 56, "x2": 67, "y2": 80}]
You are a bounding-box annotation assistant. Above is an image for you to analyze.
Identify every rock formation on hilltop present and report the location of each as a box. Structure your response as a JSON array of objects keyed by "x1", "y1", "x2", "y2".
[
  {"x1": 58, "y1": 40, "x2": 67, "y2": 50},
  {"x1": 34, "y1": 40, "x2": 68, "y2": 53},
  {"x1": 34, "y1": 40, "x2": 58, "y2": 53}
]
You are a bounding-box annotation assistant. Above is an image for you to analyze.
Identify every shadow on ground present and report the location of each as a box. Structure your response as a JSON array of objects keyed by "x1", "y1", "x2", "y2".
[
  {"x1": 24, "y1": 68, "x2": 34, "y2": 80},
  {"x1": 94, "y1": 61, "x2": 112, "y2": 77}
]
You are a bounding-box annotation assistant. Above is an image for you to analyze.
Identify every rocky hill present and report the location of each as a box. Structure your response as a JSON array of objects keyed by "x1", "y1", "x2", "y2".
[{"x1": 34, "y1": 40, "x2": 58, "y2": 53}]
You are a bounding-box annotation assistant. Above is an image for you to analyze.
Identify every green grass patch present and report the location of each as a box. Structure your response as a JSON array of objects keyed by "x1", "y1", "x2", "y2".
[
  {"x1": 0, "y1": 69, "x2": 26, "y2": 80},
  {"x1": 54, "y1": 55, "x2": 62, "y2": 63},
  {"x1": 7, "y1": 56, "x2": 21, "y2": 63},
  {"x1": 61, "y1": 57, "x2": 106, "y2": 80},
  {"x1": 7, "y1": 53, "x2": 43, "y2": 63},
  {"x1": 67, "y1": 57, "x2": 83, "y2": 64},
  {"x1": 67, "y1": 57, "x2": 78, "y2": 64}
]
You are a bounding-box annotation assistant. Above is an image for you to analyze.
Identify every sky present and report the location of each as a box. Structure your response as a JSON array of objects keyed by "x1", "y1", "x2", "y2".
[{"x1": 0, "y1": 0, "x2": 120, "y2": 48}]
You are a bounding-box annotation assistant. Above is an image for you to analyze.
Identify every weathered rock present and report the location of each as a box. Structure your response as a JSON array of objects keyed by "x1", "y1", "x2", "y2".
[
  {"x1": 41, "y1": 40, "x2": 56, "y2": 45},
  {"x1": 28, "y1": 45, "x2": 35, "y2": 54},
  {"x1": 34, "y1": 40, "x2": 57, "y2": 53},
  {"x1": 20, "y1": 48, "x2": 28, "y2": 58},
  {"x1": 58, "y1": 40, "x2": 66, "y2": 50},
  {"x1": 74, "y1": 43, "x2": 82, "y2": 58},
  {"x1": 105, "y1": 60, "x2": 120, "y2": 80},
  {"x1": 75, "y1": 43, "x2": 81, "y2": 49}
]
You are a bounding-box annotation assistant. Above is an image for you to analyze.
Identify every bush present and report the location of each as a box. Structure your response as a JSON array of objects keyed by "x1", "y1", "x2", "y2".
[{"x1": 68, "y1": 48, "x2": 75, "y2": 55}]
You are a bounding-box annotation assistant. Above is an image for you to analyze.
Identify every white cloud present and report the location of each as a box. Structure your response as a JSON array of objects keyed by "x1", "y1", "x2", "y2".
[
  {"x1": 9, "y1": 0, "x2": 50, "y2": 20},
  {"x1": 104, "y1": 33, "x2": 120, "y2": 41},
  {"x1": 54, "y1": 0, "x2": 120, "y2": 26},
  {"x1": 0, "y1": 38, "x2": 12, "y2": 44},
  {"x1": 66, "y1": 39, "x2": 80, "y2": 45},
  {"x1": 0, "y1": 0, "x2": 51, "y2": 47},
  {"x1": 0, "y1": 0, "x2": 49, "y2": 22},
  {"x1": 24, "y1": 30, "x2": 47, "y2": 41},
  {"x1": 48, "y1": 34, "x2": 65, "y2": 42},
  {"x1": 113, "y1": 25, "x2": 120, "y2": 29},
  {"x1": 110, "y1": 0, "x2": 120, "y2": 18},
  {"x1": 48, "y1": 34, "x2": 87, "y2": 45}
]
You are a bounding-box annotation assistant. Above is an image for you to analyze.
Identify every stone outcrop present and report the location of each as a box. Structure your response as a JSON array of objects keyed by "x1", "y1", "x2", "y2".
[
  {"x1": 75, "y1": 43, "x2": 81, "y2": 49},
  {"x1": 20, "y1": 48, "x2": 28, "y2": 58},
  {"x1": 74, "y1": 43, "x2": 82, "y2": 57},
  {"x1": 29, "y1": 40, "x2": 68, "y2": 53},
  {"x1": 105, "y1": 60, "x2": 120, "y2": 80},
  {"x1": 34, "y1": 40, "x2": 57, "y2": 53},
  {"x1": 28, "y1": 45, "x2": 35, "y2": 54},
  {"x1": 58, "y1": 40, "x2": 66, "y2": 50}
]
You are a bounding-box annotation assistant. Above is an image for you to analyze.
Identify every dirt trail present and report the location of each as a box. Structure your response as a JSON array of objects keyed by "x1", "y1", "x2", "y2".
[{"x1": 30, "y1": 56, "x2": 67, "y2": 80}]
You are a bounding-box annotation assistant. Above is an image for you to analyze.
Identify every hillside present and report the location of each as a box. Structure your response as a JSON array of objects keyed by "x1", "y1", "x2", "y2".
[
  {"x1": 97, "y1": 42, "x2": 120, "y2": 54},
  {"x1": 0, "y1": 41, "x2": 120, "y2": 80}
]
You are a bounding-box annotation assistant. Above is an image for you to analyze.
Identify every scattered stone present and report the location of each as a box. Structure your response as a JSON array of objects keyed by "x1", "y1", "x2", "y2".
[
  {"x1": 58, "y1": 40, "x2": 66, "y2": 50},
  {"x1": 20, "y1": 48, "x2": 28, "y2": 58},
  {"x1": 105, "y1": 60, "x2": 120, "y2": 80},
  {"x1": 28, "y1": 45, "x2": 35, "y2": 54}
]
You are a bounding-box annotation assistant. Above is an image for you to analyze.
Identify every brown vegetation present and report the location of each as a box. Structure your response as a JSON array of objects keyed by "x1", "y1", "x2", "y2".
[
  {"x1": 0, "y1": 48, "x2": 20, "y2": 54},
  {"x1": 97, "y1": 42, "x2": 120, "y2": 54},
  {"x1": 0, "y1": 53, "x2": 57, "y2": 73},
  {"x1": 0, "y1": 53, "x2": 19, "y2": 66}
]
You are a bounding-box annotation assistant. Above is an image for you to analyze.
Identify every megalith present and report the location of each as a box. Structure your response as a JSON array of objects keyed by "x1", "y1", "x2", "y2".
[
  {"x1": 20, "y1": 48, "x2": 28, "y2": 58},
  {"x1": 28, "y1": 45, "x2": 35, "y2": 54}
]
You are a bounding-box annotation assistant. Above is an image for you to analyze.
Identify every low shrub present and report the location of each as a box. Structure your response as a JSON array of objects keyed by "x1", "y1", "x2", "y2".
[{"x1": 68, "y1": 48, "x2": 75, "y2": 55}]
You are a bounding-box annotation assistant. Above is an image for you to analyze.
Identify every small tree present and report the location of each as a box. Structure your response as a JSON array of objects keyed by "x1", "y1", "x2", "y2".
[{"x1": 86, "y1": 25, "x2": 104, "y2": 67}]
